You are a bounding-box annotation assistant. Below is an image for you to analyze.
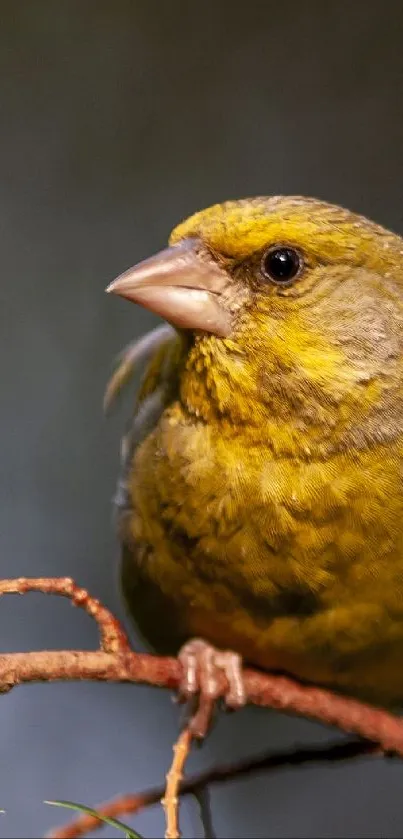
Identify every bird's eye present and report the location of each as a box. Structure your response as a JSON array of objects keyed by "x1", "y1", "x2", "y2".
[{"x1": 261, "y1": 246, "x2": 302, "y2": 285}]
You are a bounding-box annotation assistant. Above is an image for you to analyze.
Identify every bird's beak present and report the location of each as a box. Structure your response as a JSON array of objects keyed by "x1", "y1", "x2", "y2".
[{"x1": 106, "y1": 238, "x2": 232, "y2": 337}]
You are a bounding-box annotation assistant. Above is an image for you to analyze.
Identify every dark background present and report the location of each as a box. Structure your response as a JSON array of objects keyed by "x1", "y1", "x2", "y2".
[{"x1": 1, "y1": 2, "x2": 403, "y2": 836}]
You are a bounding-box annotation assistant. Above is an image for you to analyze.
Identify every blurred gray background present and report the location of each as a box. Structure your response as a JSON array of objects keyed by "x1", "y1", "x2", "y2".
[{"x1": 1, "y1": 1, "x2": 403, "y2": 836}]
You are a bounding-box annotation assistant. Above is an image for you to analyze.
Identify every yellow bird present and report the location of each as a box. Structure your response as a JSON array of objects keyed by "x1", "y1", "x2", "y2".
[{"x1": 106, "y1": 196, "x2": 403, "y2": 729}]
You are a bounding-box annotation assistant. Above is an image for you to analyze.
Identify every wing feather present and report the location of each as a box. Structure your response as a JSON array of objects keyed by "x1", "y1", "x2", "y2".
[{"x1": 104, "y1": 324, "x2": 181, "y2": 512}]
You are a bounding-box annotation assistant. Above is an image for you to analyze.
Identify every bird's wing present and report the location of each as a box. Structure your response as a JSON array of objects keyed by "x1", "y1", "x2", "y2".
[
  {"x1": 103, "y1": 323, "x2": 175, "y2": 414},
  {"x1": 104, "y1": 324, "x2": 182, "y2": 512}
]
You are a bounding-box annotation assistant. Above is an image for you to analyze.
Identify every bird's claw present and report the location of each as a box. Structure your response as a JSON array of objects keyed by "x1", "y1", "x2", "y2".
[{"x1": 177, "y1": 638, "x2": 246, "y2": 738}]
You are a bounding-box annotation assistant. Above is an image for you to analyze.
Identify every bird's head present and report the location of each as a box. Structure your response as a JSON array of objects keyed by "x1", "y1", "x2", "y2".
[{"x1": 107, "y1": 197, "x2": 403, "y2": 455}]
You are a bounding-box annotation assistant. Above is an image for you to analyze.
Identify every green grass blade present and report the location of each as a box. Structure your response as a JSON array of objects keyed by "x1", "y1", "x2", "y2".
[{"x1": 45, "y1": 799, "x2": 142, "y2": 839}]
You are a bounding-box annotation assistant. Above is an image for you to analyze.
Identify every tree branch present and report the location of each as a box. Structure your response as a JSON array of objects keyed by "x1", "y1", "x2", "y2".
[
  {"x1": 2, "y1": 576, "x2": 402, "y2": 839},
  {"x1": 47, "y1": 738, "x2": 379, "y2": 839},
  {"x1": 1, "y1": 577, "x2": 403, "y2": 755}
]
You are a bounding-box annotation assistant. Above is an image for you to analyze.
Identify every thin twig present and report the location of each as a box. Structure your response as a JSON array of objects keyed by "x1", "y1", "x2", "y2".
[
  {"x1": 162, "y1": 727, "x2": 193, "y2": 839},
  {"x1": 193, "y1": 788, "x2": 216, "y2": 839},
  {"x1": 46, "y1": 738, "x2": 379, "y2": 839},
  {"x1": 0, "y1": 577, "x2": 131, "y2": 655}
]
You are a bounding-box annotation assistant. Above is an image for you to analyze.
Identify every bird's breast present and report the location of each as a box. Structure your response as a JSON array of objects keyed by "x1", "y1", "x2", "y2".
[{"x1": 124, "y1": 401, "x2": 403, "y2": 624}]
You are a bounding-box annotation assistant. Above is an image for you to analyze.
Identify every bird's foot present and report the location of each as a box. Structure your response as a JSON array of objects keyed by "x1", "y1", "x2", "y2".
[{"x1": 177, "y1": 638, "x2": 246, "y2": 738}]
